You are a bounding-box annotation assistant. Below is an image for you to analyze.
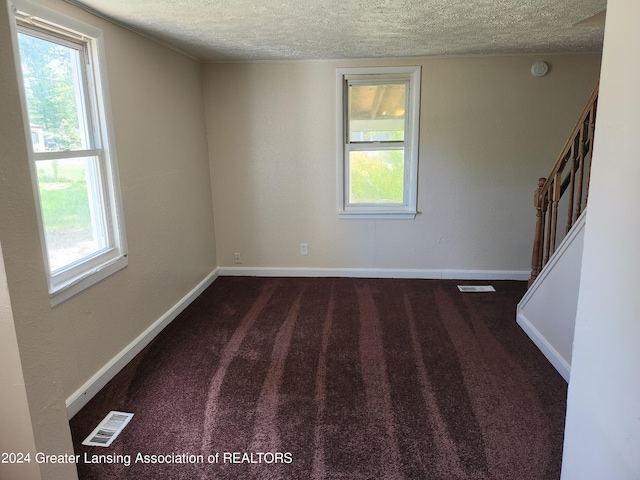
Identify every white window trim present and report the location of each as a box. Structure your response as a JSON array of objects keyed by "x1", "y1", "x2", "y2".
[
  {"x1": 336, "y1": 66, "x2": 421, "y2": 219},
  {"x1": 9, "y1": 0, "x2": 128, "y2": 306}
]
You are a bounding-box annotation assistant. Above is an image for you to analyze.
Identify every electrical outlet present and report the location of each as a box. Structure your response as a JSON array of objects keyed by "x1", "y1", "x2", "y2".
[
  {"x1": 234, "y1": 253, "x2": 242, "y2": 264},
  {"x1": 300, "y1": 243, "x2": 308, "y2": 256}
]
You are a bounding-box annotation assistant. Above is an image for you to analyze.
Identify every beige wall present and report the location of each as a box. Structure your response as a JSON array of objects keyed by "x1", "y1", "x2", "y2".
[
  {"x1": 0, "y1": 242, "x2": 42, "y2": 480},
  {"x1": 0, "y1": 0, "x2": 216, "y2": 474},
  {"x1": 204, "y1": 55, "x2": 601, "y2": 273}
]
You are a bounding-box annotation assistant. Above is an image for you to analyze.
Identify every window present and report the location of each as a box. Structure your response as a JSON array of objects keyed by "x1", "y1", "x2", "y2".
[
  {"x1": 337, "y1": 66, "x2": 421, "y2": 219},
  {"x1": 12, "y1": 0, "x2": 127, "y2": 305}
]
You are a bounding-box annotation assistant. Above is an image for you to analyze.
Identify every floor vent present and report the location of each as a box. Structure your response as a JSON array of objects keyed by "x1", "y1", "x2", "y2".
[
  {"x1": 457, "y1": 285, "x2": 496, "y2": 292},
  {"x1": 82, "y1": 411, "x2": 134, "y2": 447}
]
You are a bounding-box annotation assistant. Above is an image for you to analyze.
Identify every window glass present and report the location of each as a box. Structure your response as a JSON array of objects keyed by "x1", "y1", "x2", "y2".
[
  {"x1": 348, "y1": 83, "x2": 406, "y2": 142},
  {"x1": 18, "y1": 31, "x2": 90, "y2": 153},
  {"x1": 35, "y1": 157, "x2": 107, "y2": 271},
  {"x1": 18, "y1": 29, "x2": 107, "y2": 274},
  {"x1": 349, "y1": 149, "x2": 405, "y2": 204}
]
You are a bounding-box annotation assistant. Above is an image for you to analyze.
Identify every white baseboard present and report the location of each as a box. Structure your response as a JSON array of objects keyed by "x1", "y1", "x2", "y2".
[
  {"x1": 217, "y1": 266, "x2": 530, "y2": 281},
  {"x1": 516, "y1": 312, "x2": 570, "y2": 382},
  {"x1": 66, "y1": 268, "x2": 219, "y2": 419}
]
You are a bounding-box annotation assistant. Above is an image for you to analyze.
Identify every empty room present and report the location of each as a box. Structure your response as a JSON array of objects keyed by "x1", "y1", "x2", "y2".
[{"x1": 1, "y1": 0, "x2": 639, "y2": 479}]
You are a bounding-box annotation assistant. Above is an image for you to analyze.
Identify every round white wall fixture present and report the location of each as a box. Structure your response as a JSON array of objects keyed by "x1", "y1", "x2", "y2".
[{"x1": 531, "y1": 61, "x2": 549, "y2": 77}]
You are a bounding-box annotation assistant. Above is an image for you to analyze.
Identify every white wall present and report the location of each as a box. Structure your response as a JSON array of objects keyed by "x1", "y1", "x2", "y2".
[
  {"x1": 517, "y1": 213, "x2": 586, "y2": 381},
  {"x1": 561, "y1": 0, "x2": 640, "y2": 477},
  {"x1": 203, "y1": 55, "x2": 601, "y2": 275}
]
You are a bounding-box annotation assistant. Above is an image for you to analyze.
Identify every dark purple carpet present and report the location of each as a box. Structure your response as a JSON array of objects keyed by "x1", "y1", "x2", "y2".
[{"x1": 69, "y1": 277, "x2": 567, "y2": 479}]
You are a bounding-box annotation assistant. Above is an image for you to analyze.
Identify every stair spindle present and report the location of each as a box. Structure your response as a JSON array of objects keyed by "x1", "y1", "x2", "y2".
[{"x1": 529, "y1": 177, "x2": 547, "y2": 286}]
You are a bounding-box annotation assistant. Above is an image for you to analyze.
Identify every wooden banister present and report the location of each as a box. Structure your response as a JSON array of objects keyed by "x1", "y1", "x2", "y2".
[{"x1": 528, "y1": 83, "x2": 599, "y2": 287}]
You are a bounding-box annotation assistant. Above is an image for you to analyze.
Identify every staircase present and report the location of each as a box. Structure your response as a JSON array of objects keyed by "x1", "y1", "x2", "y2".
[
  {"x1": 517, "y1": 84, "x2": 599, "y2": 381},
  {"x1": 528, "y1": 83, "x2": 599, "y2": 287}
]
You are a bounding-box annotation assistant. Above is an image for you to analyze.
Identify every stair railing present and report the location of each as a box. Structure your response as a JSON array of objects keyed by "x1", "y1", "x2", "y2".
[{"x1": 529, "y1": 83, "x2": 599, "y2": 287}]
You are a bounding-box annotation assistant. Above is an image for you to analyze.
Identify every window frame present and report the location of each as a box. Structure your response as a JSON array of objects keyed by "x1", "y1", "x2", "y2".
[
  {"x1": 10, "y1": 0, "x2": 128, "y2": 306},
  {"x1": 336, "y1": 66, "x2": 421, "y2": 219}
]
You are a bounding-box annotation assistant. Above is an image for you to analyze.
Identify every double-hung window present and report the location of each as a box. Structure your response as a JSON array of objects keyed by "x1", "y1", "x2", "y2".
[
  {"x1": 337, "y1": 66, "x2": 421, "y2": 219},
  {"x1": 11, "y1": 0, "x2": 127, "y2": 305}
]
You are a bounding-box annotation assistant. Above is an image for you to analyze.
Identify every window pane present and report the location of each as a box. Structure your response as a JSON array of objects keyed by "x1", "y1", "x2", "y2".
[
  {"x1": 36, "y1": 157, "x2": 108, "y2": 271},
  {"x1": 18, "y1": 31, "x2": 89, "y2": 153},
  {"x1": 349, "y1": 83, "x2": 405, "y2": 142},
  {"x1": 349, "y1": 150, "x2": 404, "y2": 204}
]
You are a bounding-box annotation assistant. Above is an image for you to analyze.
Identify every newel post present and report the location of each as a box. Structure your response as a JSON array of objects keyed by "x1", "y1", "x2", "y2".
[{"x1": 529, "y1": 177, "x2": 547, "y2": 287}]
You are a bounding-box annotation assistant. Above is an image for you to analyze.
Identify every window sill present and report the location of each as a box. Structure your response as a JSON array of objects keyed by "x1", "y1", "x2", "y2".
[
  {"x1": 49, "y1": 254, "x2": 128, "y2": 307},
  {"x1": 338, "y1": 210, "x2": 417, "y2": 220}
]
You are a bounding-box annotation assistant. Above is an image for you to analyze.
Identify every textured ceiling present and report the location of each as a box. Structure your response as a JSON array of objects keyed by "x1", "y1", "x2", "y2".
[{"x1": 66, "y1": 0, "x2": 606, "y2": 62}]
